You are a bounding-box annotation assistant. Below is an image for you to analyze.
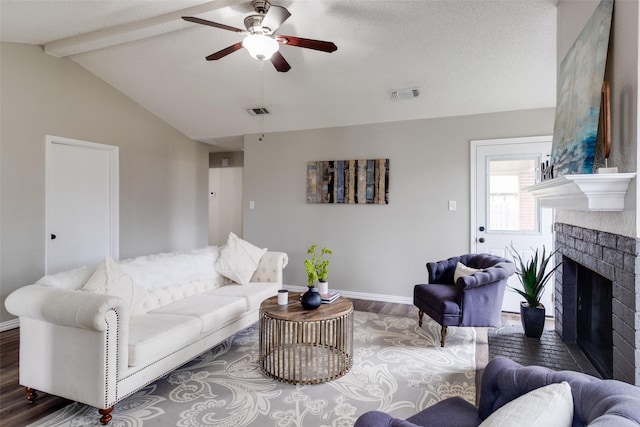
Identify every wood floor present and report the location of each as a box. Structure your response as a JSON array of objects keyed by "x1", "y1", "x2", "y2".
[
  {"x1": 0, "y1": 300, "x2": 455, "y2": 426},
  {"x1": 1, "y1": 326, "x2": 73, "y2": 427}
]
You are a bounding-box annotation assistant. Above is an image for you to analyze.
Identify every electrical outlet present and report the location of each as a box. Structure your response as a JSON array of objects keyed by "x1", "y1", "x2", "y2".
[
  {"x1": 448, "y1": 200, "x2": 456, "y2": 211},
  {"x1": 249, "y1": 201, "x2": 255, "y2": 209}
]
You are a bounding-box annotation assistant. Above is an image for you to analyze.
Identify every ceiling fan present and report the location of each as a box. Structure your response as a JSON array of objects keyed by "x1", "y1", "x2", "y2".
[{"x1": 182, "y1": 0, "x2": 337, "y2": 72}]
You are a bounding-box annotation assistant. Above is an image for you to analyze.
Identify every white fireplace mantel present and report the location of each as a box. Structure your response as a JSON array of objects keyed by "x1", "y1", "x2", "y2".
[{"x1": 526, "y1": 173, "x2": 636, "y2": 211}]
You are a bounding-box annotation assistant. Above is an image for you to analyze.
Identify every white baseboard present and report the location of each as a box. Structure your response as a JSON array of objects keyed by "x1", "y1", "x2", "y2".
[
  {"x1": 0, "y1": 319, "x2": 19, "y2": 332},
  {"x1": 283, "y1": 285, "x2": 413, "y2": 306}
]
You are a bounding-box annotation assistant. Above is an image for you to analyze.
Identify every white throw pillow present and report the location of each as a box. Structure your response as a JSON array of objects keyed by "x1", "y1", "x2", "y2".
[
  {"x1": 479, "y1": 381, "x2": 573, "y2": 427},
  {"x1": 454, "y1": 262, "x2": 483, "y2": 282},
  {"x1": 36, "y1": 266, "x2": 94, "y2": 290},
  {"x1": 81, "y1": 255, "x2": 147, "y2": 315},
  {"x1": 214, "y1": 232, "x2": 267, "y2": 285}
]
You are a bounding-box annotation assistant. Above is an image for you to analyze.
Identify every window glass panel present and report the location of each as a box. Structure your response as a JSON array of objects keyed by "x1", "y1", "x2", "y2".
[{"x1": 488, "y1": 158, "x2": 538, "y2": 232}]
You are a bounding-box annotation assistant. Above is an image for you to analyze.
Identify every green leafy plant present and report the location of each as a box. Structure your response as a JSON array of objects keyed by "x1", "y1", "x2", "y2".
[
  {"x1": 508, "y1": 245, "x2": 561, "y2": 308},
  {"x1": 304, "y1": 244, "x2": 332, "y2": 287}
]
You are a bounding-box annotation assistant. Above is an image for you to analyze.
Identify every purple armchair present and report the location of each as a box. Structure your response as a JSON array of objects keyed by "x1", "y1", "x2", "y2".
[
  {"x1": 413, "y1": 253, "x2": 515, "y2": 346},
  {"x1": 354, "y1": 356, "x2": 640, "y2": 427}
]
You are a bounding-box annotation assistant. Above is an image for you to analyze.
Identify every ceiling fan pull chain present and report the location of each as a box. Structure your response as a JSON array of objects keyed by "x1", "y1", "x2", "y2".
[{"x1": 259, "y1": 60, "x2": 265, "y2": 141}]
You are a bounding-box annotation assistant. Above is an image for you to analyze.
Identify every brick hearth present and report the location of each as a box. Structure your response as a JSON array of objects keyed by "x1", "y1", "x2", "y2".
[{"x1": 554, "y1": 223, "x2": 640, "y2": 385}]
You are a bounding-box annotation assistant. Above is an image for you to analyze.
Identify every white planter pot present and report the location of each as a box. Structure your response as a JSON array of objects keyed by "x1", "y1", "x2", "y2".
[{"x1": 318, "y1": 281, "x2": 329, "y2": 295}]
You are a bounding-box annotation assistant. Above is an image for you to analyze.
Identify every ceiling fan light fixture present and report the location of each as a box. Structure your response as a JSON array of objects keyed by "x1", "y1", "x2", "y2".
[{"x1": 243, "y1": 34, "x2": 279, "y2": 60}]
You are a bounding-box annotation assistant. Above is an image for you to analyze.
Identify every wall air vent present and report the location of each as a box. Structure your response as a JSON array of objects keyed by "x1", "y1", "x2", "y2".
[
  {"x1": 389, "y1": 88, "x2": 420, "y2": 101},
  {"x1": 247, "y1": 107, "x2": 270, "y2": 116}
]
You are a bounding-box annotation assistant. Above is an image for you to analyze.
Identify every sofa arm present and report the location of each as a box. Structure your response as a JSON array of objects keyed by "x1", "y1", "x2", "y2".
[
  {"x1": 251, "y1": 251, "x2": 289, "y2": 284},
  {"x1": 456, "y1": 262, "x2": 514, "y2": 290},
  {"x1": 5, "y1": 284, "x2": 128, "y2": 331}
]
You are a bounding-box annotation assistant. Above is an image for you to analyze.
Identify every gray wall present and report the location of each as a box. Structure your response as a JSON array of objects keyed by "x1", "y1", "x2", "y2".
[
  {"x1": 209, "y1": 151, "x2": 244, "y2": 168},
  {"x1": 242, "y1": 108, "x2": 555, "y2": 301},
  {"x1": 555, "y1": 0, "x2": 639, "y2": 237},
  {"x1": 1, "y1": 42, "x2": 210, "y2": 324}
]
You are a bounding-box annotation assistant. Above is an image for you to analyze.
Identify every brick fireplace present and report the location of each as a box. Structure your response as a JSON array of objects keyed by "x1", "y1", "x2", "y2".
[{"x1": 554, "y1": 223, "x2": 640, "y2": 385}]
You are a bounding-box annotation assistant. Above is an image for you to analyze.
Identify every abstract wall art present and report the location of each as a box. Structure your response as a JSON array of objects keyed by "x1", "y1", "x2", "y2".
[
  {"x1": 306, "y1": 159, "x2": 389, "y2": 204},
  {"x1": 550, "y1": 0, "x2": 613, "y2": 176}
]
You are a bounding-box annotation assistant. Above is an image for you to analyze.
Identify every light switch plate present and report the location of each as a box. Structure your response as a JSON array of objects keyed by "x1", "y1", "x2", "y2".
[{"x1": 448, "y1": 201, "x2": 456, "y2": 211}]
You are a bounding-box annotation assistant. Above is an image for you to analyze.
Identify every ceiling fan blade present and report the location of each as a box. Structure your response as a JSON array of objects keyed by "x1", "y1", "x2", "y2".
[
  {"x1": 270, "y1": 51, "x2": 291, "y2": 72},
  {"x1": 206, "y1": 42, "x2": 244, "y2": 60},
  {"x1": 182, "y1": 16, "x2": 245, "y2": 34},
  {"x1": 276, "y1": 35, "x2": 337, "y2": 53},
  {"x1": 261, "y1": 5, "x2": 291, "y2": 34}
]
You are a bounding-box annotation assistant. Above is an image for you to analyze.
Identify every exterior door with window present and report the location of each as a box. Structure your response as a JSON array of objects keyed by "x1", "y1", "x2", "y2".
[{"x1": 471, "y1": 136, "x2": 553, "y2": 314}]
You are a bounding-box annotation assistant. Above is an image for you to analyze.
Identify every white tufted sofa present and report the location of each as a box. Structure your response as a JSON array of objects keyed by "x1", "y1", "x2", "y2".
[{"x1": 5, "y1": 245, "x2": 288, "y2": 425}]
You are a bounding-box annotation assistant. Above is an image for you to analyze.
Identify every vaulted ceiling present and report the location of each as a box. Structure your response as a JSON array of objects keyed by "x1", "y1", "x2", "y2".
[{"x1": 1, "y1": 0, "x2": 557, "y2": 151}]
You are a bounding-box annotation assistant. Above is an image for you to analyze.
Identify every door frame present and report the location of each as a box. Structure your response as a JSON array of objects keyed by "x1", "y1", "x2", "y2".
[
  {"x1": 469, "y1": 135, "x2": 553, "y2": 252},
  {"x1": 45, "y1": 135, "x2": 119, "y2": 273}
]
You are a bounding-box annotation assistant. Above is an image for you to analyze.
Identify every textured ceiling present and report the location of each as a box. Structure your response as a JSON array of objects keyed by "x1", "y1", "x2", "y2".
[{"x1": 1, "y1": 0, "x2": 557, "y2": 152}]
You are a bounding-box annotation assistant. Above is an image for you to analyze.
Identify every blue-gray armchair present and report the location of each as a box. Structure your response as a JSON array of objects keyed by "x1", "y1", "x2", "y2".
[{"x1": 413, "y1": 253, "x2": 515, "y2": 346}]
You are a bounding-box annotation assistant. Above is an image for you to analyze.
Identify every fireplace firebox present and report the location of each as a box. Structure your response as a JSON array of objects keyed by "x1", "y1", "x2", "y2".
[{"x1": 574, "y1": 260, "x2": 613, "y2": 378}]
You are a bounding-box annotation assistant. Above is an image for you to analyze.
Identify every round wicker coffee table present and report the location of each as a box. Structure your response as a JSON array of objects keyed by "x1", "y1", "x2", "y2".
[{"x1": 259, "y1": 292, "x2": 354, "y2": 384}]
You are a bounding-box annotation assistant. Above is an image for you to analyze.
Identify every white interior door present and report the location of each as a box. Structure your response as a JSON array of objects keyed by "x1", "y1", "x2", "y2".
[
  {"x1": 471, "y1": 136, "x2": 554, "y2": 314},
  {"x1": 46, "y1": 136, "x2": 119, "y2": 274},
  {"x1": 208, "y1": 167, "x2": 243, "y2": 246}
]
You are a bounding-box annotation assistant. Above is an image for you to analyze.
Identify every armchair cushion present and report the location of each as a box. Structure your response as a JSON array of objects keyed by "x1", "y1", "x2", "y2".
[
  {"x1": 406, "y1": 396, "x2": 481, "y2": 427},
  {"x1": 413, "y1": 283, "x2": 460, "y2": 326},
  {"x1": 353, "y1": 411, "x2": 418, "y2": 427},
  {"x1": 354, "y1": 396, "x2": 482, "y2": 427}
]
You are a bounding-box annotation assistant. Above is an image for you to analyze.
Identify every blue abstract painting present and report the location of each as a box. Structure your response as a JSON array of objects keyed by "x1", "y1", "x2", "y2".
[{"x1": 550, "y1": 0, "x2": 613, "y2": 176}]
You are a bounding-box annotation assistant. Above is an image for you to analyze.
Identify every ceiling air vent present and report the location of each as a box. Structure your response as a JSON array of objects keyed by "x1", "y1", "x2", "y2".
[
  {"x1": 389, "y1": 88, "x2": 420, "y2": 101},
  {"x1": 247, "y1": 107, "x2": 270, "y2": 116}
]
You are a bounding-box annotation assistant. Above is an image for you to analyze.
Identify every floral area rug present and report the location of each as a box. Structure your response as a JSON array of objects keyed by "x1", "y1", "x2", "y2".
[{"x1": 30, "y1": 311, "x2": 476, "y2": 427}]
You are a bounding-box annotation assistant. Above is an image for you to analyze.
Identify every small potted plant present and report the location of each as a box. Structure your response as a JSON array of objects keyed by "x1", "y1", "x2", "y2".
[
  {"x1": 302, "y1": 244, "x2": 332, "y2": 309},
  {"x1": 508, "y1": 245, "x2": 561, "y2": 338},
  {"x1": 315, "y1": 251, "x2": 331, "y2": 295}
]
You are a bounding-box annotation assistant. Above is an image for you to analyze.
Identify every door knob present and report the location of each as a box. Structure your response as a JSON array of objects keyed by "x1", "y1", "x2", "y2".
[
  {"x1": 478, "y1": 237, "x2": 485, "y2": 243},
  {"x1": 50, "y1": 234, "x2": 57, "y2": 240},
  {"x1": 479, "y1": 226, "x2": 485, "y2": 232}
]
